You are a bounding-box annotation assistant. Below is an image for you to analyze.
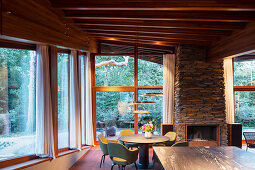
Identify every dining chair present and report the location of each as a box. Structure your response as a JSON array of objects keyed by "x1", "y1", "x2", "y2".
[
  {"x1": 243, "y1": 132, "x2": 255, "y2": 151},
  {"x1": 119, "y1": 130, "x2": 139, "y2": 149},
  {"x1": 153, "y1": 131, "x2": 177, "y2": 146},
  {"x1": 172, "y1": 141, "x2": 189, "y2": 147},
  {"x1": 107, "y1": 142, "x2": 139, "y2": 170},
  {"x1": 98, "y1": 134, "x2": 118, "y2": 168}
]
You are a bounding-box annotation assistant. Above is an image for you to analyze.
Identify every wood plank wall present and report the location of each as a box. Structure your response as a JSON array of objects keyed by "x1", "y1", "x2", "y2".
[
  {"x1": 0, "y1": 0, "x2": 94, "y2": 51},
  {"x1": 208, "y1": 22, "x2": 255, "y2": 61}
]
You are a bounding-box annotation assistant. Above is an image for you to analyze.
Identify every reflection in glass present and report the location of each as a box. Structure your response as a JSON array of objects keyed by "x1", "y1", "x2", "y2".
[
  {"x1": 96, "y1": 92, "x2": 134, "y2": 140},
  {"x1": 138, "y1": 89, "x2": 163, "y2": 135},
  {"x1": 0, "y1": 48, "x2": 36, "y2": 160},
  {"x1": 57, "y1": 53, "x2": 69, "y2": 149}
]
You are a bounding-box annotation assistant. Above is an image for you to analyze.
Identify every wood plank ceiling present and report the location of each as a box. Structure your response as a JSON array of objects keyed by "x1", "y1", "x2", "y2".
[{"x1": 50, "y1": 0, "x2": 255, "y2": 54}]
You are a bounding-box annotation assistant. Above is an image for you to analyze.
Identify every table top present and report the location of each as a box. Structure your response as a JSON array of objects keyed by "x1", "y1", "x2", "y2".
[
  {"x1": 118, "y1": 134, "x2": 169, "y2": 144},
  {"x1": 153, "y1": 146, "x2": 255, "y2": 170}
]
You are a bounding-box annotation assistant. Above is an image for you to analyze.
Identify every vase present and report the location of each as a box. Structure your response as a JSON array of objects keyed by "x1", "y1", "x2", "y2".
[{"x1": 144, "y1": 131, "x2": 152, "y2": 139}]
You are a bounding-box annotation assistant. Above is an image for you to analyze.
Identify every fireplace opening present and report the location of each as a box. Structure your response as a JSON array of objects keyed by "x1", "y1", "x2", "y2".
[{"x1": 187, "y1": 125, "x2": 217, "y2": 142}]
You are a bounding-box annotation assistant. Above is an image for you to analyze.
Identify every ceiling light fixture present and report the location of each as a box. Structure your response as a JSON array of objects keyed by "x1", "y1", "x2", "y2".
[
  {"x1": 140, "y1": 93, "x2": 163, "y2": 97},
  {"x1": 128, "y1": 101, "x2": 156, "y2": 105},
  {"x1": 134, "y1": 110, "x2": 150, "y2": 114}
]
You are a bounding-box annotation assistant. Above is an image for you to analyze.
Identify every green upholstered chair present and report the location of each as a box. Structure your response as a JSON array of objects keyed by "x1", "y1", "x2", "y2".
[
  {"x1": 153, "y1": 131, "x2": 177, "y2": 146},
  {"x1": 119, "y1": 130, "x2": 139, "y2": 149},
  {"x1": 172, "y1": 141, "x2": 189, "y2": 147},
  {"x1": 98, "y1": 134, "x2": 118, "y2": 168},
  {"x1": 107, "y1": 142, "x2": 139, "y2": 170}
]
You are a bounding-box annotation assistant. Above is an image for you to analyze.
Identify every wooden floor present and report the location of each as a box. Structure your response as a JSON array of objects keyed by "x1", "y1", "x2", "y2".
[
  {"x1": 70, "y1": 145, "x2": 153, "y2": 170},
  {"x1": 70, "y1": 145, "x2": 255, "y2": 170}
]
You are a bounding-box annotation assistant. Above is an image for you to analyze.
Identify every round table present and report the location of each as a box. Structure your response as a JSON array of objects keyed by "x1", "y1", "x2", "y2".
[{"x1": 119, "y1": 134, "x2": 169, "y2": 169}]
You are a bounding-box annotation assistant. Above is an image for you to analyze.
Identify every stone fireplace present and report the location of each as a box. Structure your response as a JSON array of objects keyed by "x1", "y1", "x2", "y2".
[
  {"x1": 174, "y1": 45, "x2": 227, "y2": 146},
  {"x1": 186, "y1": 124, "x2": 220, "y2": 146}
]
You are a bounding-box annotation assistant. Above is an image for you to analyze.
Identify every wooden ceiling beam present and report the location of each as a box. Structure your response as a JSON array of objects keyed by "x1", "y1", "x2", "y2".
[
  {"x1": 74, "y1": 19, "x2": 246, "y2": 30},
  {"x1": 95, "y1": 35, "x2": 211, "y2": 46},
  {"x1": 99, "y1": 40, "x2": 176, "y2": 51},
  {"x1": 88, "y1": 31, "x2": 219, "y2": 41},
  {"x1": 64, "y1": 10, "x2": 255, "y2": 22},
  {"x1": 81, "y1": 25, "x2": 232, "y2": 36},
  {"x1": 51, "y1": 0, "x2": 255, "y2": 11}
]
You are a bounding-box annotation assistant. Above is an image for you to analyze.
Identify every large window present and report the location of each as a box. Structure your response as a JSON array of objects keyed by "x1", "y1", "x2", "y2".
[
  {"x1": 0, "y1": 48, "x2": 36, "y2": 161},
  {"x1": 234, "y1": 58, "x2": 255, "y2": 136},
  {"x1": 94, "y1": 54, "x2": 163, "y2": 141},
  {"x1": 57, "y1": 53, "x2": 69, "y2": 149}
]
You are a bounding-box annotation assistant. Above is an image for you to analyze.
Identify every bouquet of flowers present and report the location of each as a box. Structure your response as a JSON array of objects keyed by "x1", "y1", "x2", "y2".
[{"x1": 141, "y1": 122, "x2": 155, "y2": 132}]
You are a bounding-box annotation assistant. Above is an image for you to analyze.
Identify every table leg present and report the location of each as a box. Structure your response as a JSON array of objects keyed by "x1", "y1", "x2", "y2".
[{"x1": 138, "y1": 144, "x2": 152, "y2": 169}]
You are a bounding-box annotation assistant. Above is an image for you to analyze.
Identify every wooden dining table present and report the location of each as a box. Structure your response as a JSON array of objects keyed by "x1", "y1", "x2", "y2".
[
  {"x1": 153, "y1": 146, "x2": 255, "y2": 170},
  {"x1": 119, "y1": 134, "x2": 169, "y2": 169}
]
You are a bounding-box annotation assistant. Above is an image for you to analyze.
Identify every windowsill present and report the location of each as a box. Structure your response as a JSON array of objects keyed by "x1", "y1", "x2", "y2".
[
  {"x1": 2, "y1": 157, "x2": 50, "y2": 170},
  {"x1": 82, "y1": 145, "x2": 92, "y2": 150},
  {"x1": 1, "y1": 146, "x2": 93, "y2": 169},
  {"x1": 57, "y1": 149, "x2": 79, "y2": 158}
]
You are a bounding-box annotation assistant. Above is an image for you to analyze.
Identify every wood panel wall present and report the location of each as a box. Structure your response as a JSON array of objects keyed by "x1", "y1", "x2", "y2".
[
  {"x1": 0, "y1": 0, "x2": 93, "y2": 51},
  {"x1": 208, "y1": 22, "x2": 255, "y2": 61}
]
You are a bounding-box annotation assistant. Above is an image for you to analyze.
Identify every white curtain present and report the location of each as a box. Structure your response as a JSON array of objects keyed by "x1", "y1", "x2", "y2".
[
  {"x1": 224, "y1": 58, "x2": 235, "y2": 124},
  {"x1": 35, "y1": 45, "x2": 55, "y2": 158},
  {"x1": 163, "y1": 54, "x2": 175, "y2": 124},
  {"x1": 85, "y1": 52, "x2": 94, "y2": 145},
  {"x1": 69, "y1": 50, "x2": 81, "y2": 149}
]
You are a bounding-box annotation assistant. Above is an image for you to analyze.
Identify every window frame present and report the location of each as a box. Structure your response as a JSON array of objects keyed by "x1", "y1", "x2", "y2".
[
  {"x1": 0, "y1": 43, "x2": 38, "y2": 168},
  {"x1": 0, "y1": 41, "x2": 88, "y2": 168},
  {"x1": 56, "y1": 49, "x2": 71, "y2": 153},
  {"x1": 91, "y1": 50, "x2": 164, "y2": 143},
  {"x1": 78, "y1": 52, "x2": 88, "y2": 147},
  {"x1": 233, "y1": 57, "x2": 255, "y2": 130}
]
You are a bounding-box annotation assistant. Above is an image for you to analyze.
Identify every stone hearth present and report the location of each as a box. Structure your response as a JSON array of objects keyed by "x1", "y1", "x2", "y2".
[{"x1": 174, "y1": 44, "x2": 227, "y2": 146}]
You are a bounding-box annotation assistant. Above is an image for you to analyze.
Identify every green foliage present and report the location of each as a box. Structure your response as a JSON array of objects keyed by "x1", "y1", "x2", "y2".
[
  {"x1": 57, "y1": 53, "x2": 69, "y2": 132},
  {"x1": 234, "y1": 59, "x2": 255, "y2": 86},
  {"x1": 95, "y1": 56, "x2": 163, "y2": 133},
  {"x1": 234, "y1": 59, "x2": 255, "y2": 128},
  {"x1": 95, "y1": 56, "x2": 135, "y2": 86},
  {"x1": 0, "y1": 48, "x2": 36, "y2": 135},
  {"x1": 0, "y1": 118, "x2": 4, "y2": 134}
]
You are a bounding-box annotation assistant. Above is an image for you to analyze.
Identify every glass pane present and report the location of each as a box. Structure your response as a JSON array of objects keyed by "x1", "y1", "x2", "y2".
[
  {"x1": 138, "y1": 55, "x2": 163, "y2": 86},
  {"x1": 58, "y1": 53, "x2": 69, "y2": 149},
  {"x1": 96, "y1": 92, "x2": 134, "y2": 140},
  {"x1": 234, "y1": 58, "x2": 255, "y2": 86},
  {"x1": 95, "y1": 56, "x2": 134, "y2": 86},
  {"x1": 0, "y1": 48, "x2": 36, "y2": 161},
  {"x1": 138, "y1": 89, "x2": 163, "y2": 135},
  {"x1": 80, "y1": 55, "x2": 86, "y2": 145},
  {"x1": 235, "y1": 91, "x2": 255, "y2": 138}
]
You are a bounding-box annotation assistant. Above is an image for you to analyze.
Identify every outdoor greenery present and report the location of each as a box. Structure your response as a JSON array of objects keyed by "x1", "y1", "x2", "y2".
[
  {"x1": 0, "y1": 48, "x2": 36, "y2": 136},
  {"x1": 96, "y1": 56, "x2": 135, "y2": 86},
  {"x1": 57, "y1": 53, "x2": 69, "y2": 148},
  {"x1": 57, "y1": 53, "x2": 69, "y2": 133},
  {"x1": 234, "y1": 59, "x2": 255, "y2": 128},
  {"x1": 95, "y1": 56, "x2": 163, "y2": 135}
]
